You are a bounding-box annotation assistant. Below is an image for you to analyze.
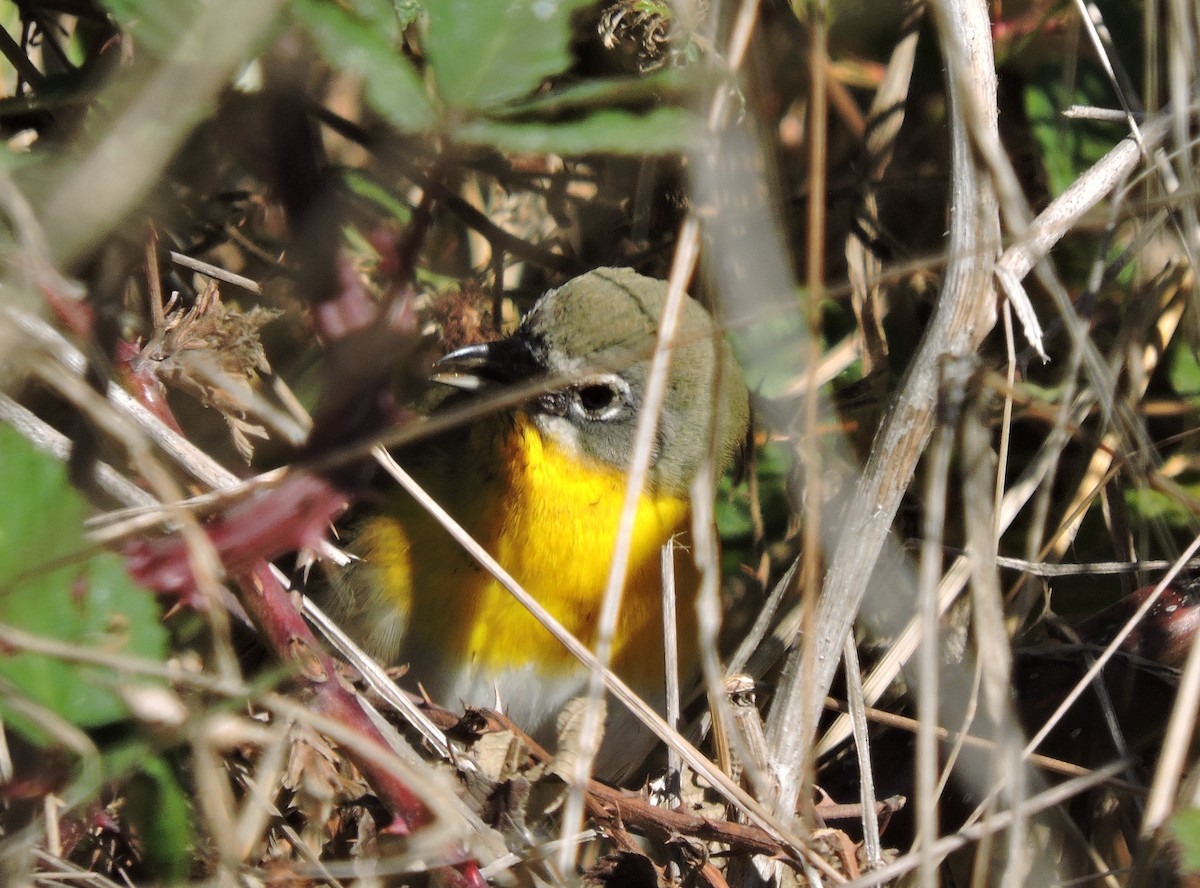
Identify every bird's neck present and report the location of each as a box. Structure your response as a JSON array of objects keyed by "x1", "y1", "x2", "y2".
[{"x1": 490, "y1": 413, "x2": 692, "y2": 562}]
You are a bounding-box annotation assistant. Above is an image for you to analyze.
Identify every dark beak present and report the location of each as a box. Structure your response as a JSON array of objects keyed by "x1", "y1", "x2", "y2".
[{"x1": 431, "y1": 336, "x2": 541, "y2": 390}]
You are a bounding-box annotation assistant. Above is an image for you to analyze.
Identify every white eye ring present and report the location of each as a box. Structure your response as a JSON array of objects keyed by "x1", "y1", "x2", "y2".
[{"x1": 571, "y1": 374, "x2": 629, "y2": 421}]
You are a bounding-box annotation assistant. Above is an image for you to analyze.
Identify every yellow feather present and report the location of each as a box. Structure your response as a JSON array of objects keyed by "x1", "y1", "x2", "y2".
[{"x1": 342, "y1": 411, "x2": 698, "y2": 710}]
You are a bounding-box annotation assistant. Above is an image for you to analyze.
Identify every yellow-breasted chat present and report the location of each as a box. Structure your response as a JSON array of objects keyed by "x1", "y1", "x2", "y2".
[{"x1": 327, "y1": 266, "x2": 749, "y2": 777}]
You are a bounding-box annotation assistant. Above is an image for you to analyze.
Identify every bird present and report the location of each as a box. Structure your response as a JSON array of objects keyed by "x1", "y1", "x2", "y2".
[{"x1": 327, "y1": 266, "x2": 750, "y2": 778}]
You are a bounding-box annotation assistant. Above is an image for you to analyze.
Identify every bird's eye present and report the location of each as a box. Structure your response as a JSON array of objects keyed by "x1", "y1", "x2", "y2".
[{"x1": 576, "y1": 382, "x2": 620, "y2": 417}]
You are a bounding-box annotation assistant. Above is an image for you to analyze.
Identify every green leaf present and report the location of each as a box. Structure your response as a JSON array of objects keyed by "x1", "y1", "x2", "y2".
[
  {"x1": 100, "y1": 0, "x2": 201, "y2": 56},
  {"x1": 1125, "y1": 486, "x2": 1197, "y2": 528},
  {"x1": 338, "y1": 166, "x2": 414, "y2": 224},
  {"x1": 0, "y1": 427, "x2": 168, "y2": 738},
  {"x1": 453, "y1": 107, "x2": 698, "y2": 155},
  {"x1": 1174, "y1": 809, "x2": 1200, "y2": 871},
  {"x1": 124, "y1": 753, "x2": 195, "y2": 881},
  {"x1": 424, "y1": 0, "x2": 595, "y2": 111},
  {"x1": 1170, "y1": 342, "x2": 1200, "y2": 400},
  {"x1": 1024, "y1": 65, "x2": 1125, "y2": 196},
  {"x1": 488, "y1": 68, "x2": 706, "y2": 119},
  {"x1": 349, "y1": 0, "x2": 405, "y2": 38},
  {"x1": 293, "y1": 0, "x2": 436, "y2": 132}
]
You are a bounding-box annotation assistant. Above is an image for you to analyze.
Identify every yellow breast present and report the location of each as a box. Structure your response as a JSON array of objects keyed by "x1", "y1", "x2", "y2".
[{"x1": 345, "y1": 413, "x2": 699, "y2": 717}]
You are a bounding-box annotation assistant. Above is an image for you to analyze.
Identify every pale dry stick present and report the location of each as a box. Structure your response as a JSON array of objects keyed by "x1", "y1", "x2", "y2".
[
  {"x1": 992, "y1": 554, "x2": 1200, "y2": 576},
  {"x1": 931, "y1": 0, "x2": 1047, "y2": 360},
  {"x1": 913, "y1": 359, "x2": 966, "y2": 888},
  {"x1": 0, "y1": 620, "x2": 249, "y2": 698},
  {"x1": 147, "y1": 232, "x2": 166, "y2": 330},
  {"x1": 372, "y1": 452, "x2": 844, "y2": 882},
  {"x1": 42, "y1": 796, "x2": 60, "y2": 859},
  {"x1": 232, "y1": 721, "x2": 293, "y2": 862},
  {"x1": 1143, "y1": 0, "x2": 1162, "y2": 113},
  {"x1": 170, "y1": 250, "x2": 264, "y2": 294},
  {"x1": 994, "y1": 285, "x2": 1039, "y2": 620},
  {"x1": 191, "y1": 720, "x2": 243, "y2": 874},
  {"x1": 1064, "y1": 105, "x2": 1135, "y2": 121},
  {"x1": 962, "y1": 373, "x2": 1033, "y2": 888},
  {"x1": 0, "y1": 394, "x2": 158, "y2": 511},
  {"x1": 779, "y1": 336, "x2": 864, "y2": 398},
  {"x1": 271, "y1": 372, "x2": 315, "y2": 432},
  {"x1": 560, "y1": 222, "x2": 700, "y2": 871},
  {"x1": 3, "y1": 306, "x2": 242, "y2": 493},
  {"x1": 0, "y1": 713, "x2": 10, "y2": 785},
  {"x1": 559, "y1": 0, "x2": 767, "y2": 867},
  {"x1": 842, "y1": 762, "x2": 1126, "y2": 888},
  {"x1": 795, "y1": 0, "x2": 830, "y2": 834},
  {"x1": 1074, "y1": 1, "x2": 1144, "y2": 126},
  {"x1": 85, "y1": 467, "x2": 288, "y2": 547},
  {"x1": 841, "y1": 638, "x2": 882, "y2": 870},
  {"x1": 773, "y1": 0, "x2": 1001, "y2": 816},
  {"x1": 1161, "y1": 1, "x2": 1200, "y2": 329},
  {"x1": 996, "y1": 303, "x2": 1016, "y2": 555},
  {"x1": 996, "y1": 113, "x2": 1172, "y2": 286},
  {"x1": 661, "y1": 540, "x2": 682, "y2": 788},
  {"x1": 844, "y1": 2, "x2": 922, "y2": 375},
  {"x1": 30, "y1": 849, "x2": 129, "y2": 888}
]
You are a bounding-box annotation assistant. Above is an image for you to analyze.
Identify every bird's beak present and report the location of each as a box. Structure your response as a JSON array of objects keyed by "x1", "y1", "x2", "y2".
[{"x1": 431, "y1": 336, "x2": 541, "y2": 390}]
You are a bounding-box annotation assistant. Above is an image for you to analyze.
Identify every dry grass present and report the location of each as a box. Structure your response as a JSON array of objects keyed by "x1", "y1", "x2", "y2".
[{"x1": 1, "y1": 0, "x2": 1200, "y2": 885}]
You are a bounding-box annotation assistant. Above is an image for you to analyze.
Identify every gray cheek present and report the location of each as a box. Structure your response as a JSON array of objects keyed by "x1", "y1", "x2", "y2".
[{"x1": 531, "y1": 413, "x2": 583, "y2": 457}]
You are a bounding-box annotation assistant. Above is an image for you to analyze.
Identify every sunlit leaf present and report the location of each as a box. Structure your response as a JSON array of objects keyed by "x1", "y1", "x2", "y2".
[
  {"x1": 453, "y1": 107, "x2": 699, "y2": 154},
  {"x1": 1174, "y1": 809, "x2": 1200, "y2": 871},
  {"x1": 424, "y1": 0, "x2": 595, "y2": 111},
  {"x1": 0, "y1": 427, "x2": 168, "y2": 738},
  {"x1": 293, "y1": 0, "x2": 436, "y2": 131}
]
